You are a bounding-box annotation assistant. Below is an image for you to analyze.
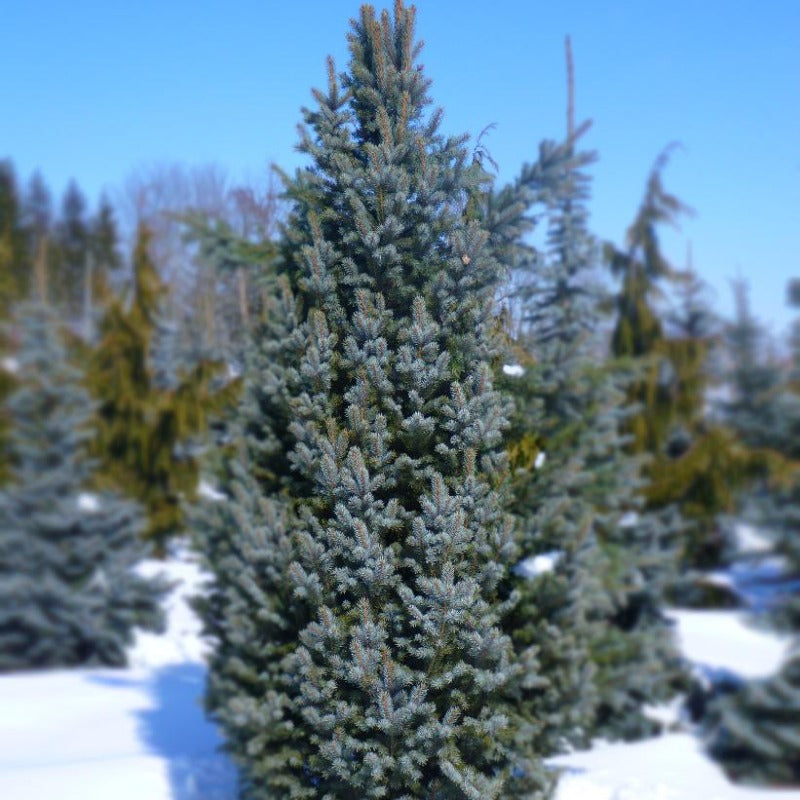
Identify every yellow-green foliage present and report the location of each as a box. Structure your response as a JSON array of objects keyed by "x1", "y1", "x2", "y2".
[
  {"x1": 87, "y1": 225, "x2": 239, "y2": 553},
  {"x1": 0, "y1": 162, "x2": 28, "y2": 485},
  {"x1": 607, "y1": 150, "x2": 772, "y2": 568}
]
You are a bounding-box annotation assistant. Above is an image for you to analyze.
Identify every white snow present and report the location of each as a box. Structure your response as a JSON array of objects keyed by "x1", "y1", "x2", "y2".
[
  {"x1": 76, "y1": 492, "x2": 101, "y2": 512},
  {"x1": 534, "y1": 450, "x2": 546, "y2": 469},
  {"x1": 515, "y1": 550, "x2": 562, "y2": 578},
  {"x1": 668, "y1": 609, "x2": 792, "y2": 679},
  {"x1": 503, "y1": 363, "x2": 525, "y2": 377},
  {"x1": 2, "y1": 540, "x2": 798, "y2": 800},
  {"x1": 642, "y1": 695, "x2": 685, "y2": 730},
  {"x1": 0, "y1": 544, "x2": 236, "y2": 800},
  {"x1": 197, "y1": 479, "x2": 226, "y2": 502},
  {"x1": 734, "y1": 522, "x2": 773, "y2": 555},
  {"x1": 127, "y1": 547, "x2": 211, "y2": 668},
  {"x1": 1, "y1": 356, "x2": 19, "y2": 374},
  {"x1": 618, "y1": 510, "x2": 640, "y2": 528},
  {"x1": 551, "y1": 733, "x2": 798, "y2": 800},
  {"x1": 697, "y1": 571, "x2": 739, "y2": 594}
]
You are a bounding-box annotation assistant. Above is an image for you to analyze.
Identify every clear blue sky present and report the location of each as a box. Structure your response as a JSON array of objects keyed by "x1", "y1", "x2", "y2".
[{"x1": 3, "y1": 0, "x2": 798, "y2": 336}]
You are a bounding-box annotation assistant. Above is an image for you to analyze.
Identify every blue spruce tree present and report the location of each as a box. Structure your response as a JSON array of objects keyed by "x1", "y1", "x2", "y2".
[
  {"x1": 706, "y1": 281, "x2": 800, "y2": 786},
  {"x1": 485, "y1": 57, "x2": 682, "y2": 743},
  {"x1": 0, "y1": 302, "x2": 165, "y2": 671},
  {"x1": 195, "y1": 3, "x2": 547, "y2": 797},
  {"x1": 489, "y1": 121, "x2": 610, "y2": 753}
]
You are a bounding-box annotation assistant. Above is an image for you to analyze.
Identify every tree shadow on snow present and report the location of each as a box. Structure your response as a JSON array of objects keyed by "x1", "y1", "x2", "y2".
[{"x1": 93, "y1": 664, "x2": 238, "y2": 800}]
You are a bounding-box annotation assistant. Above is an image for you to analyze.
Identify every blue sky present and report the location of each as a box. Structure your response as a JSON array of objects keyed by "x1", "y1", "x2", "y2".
[{"x1": 3, "y1": 0, "x2": 798, "y2": 336}]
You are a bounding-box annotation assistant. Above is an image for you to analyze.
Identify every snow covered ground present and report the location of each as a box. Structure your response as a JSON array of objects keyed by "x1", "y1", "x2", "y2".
[
  {"x1": 1, "y1": 541, "x2": 799, "y2": 800},
  {"x1": 0, "y1": 545, "x2": 237, "y2": 800}
]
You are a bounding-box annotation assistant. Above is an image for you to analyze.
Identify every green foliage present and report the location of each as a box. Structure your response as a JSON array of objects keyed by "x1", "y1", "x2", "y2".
[
  {"x1": 0, "y1": 162, "x2": 34, "y2": 485},
  {"x1": 0, "y1": 161, "x2": 30, "y2": 311},
  {"x1": 195, "y1": 4, "x2": 552, "y2": 797},
  {"x1": 722, "y1": 280, "x2": 787, "y2": 454},
  {"x1": 606, "y1": 152, "x2": 765, "y2": 573},
  {"x1": 490, "y1": 129, "x2": 609, "y2": 752},
  {"x1": 708, "y1": 651, "x2": 800, "y2": 786},
  {"x1": 707, "y1": 472, "x2": 800, "y2": 786},
  {"x1": 0, "y1": 302, "x2": 166, "y2": 670},
  {"x1": 706, "y1": 287, "x2": 800, "y2": 786},
  {"x1": 88, "y1": 225, "x2": 237, "y2": 553},
  {"x1": 606, "y1": 146, "x2": 693, "y2": 452},
  {"x1": 491, "y1": 122, "x2": 686, "y2": 743},
  {"x1": 52, "y1": 181, "x2": 90, "y2": 319}
]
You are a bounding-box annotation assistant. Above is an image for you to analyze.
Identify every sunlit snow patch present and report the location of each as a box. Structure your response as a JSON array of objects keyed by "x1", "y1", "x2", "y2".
[
  {"x1": 668, "y1": 609, "x2": 792, "y2": 679},
  {"x1": 197, "y1": 480, "x2": 226, "y2": 502},
  {"x1": 503, "y1": 364, "x2": 525, "y2": 377},
  {"x1": 77, "y1": 492, "x2": 101, "y2": 512},
  {"x1": 734, "y1": 522, "x2": 772, "y2": 555},
  {"x1": 618, "y1": 510, "x2": 639, "y2": 528},
  {"x1": 515, "y1": 551, "x2": 562, "y2": 579},
  {"x1": 1, "y1": 356, "x2": 18, "y2": 374}
]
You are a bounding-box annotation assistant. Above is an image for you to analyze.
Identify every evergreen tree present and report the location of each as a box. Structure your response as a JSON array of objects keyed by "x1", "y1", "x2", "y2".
[
  {"x1": 21, "y1": 171, "x2": 53, "y2": 240},
  {"x1": 595, "y1": 149, "x2": 696, "y2": 731},
  {"x1": 707, "y1": 649, "x2": 800, "y2": 786},
  {"x1": 606, "y1": 146, "x2": 692, "y2": 452},
  {"x1": 0, "y1": 160, "x2": 28, "y2": 484},
  {"x1": 0, "y1": 160, "x2": 29, "y2": 315},
  {"x1": 721, "y1": 280, "x2": 784, "y2": 453},
  {"x1": 487, "y1": 112, "x2": 611, "y2": 751},
  {"x1": 488, "y1": 99, "x2": 685, "y2": 741},
  {"x1": 54, "y1": 181, "x2": 90, "y2": 320},
  {"x1": 645, "y1": 271, "x2": 768, "y2": 570},
  {"x1": 83, "y1": 195, "x2": 123, "y2": 338},
  {"x1": 706, "y1": 435, "x2": 800, "y2": 784},
  {"x1": 88, "y1": 225, "x2": 235, "y2": 553},
  {"x1": 704, "y1": 280, "x2": 800, "y2": 785},
  {"x1": 196, "y1": 4, "x2": 547, "y2": 797},
  {"x1": 0, "y1": 302, "x2": 165, "y2": 671},
  {"x1": 606, "y1": 150, "x2": 765, "y2": 578}
]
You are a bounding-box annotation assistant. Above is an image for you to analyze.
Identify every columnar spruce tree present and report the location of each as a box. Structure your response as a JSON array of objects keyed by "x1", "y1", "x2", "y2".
[
  {"x1": 490, "y1": 119, "x2": 610, "y2": 752},
  {"x1": 0, "y1": 302, "x2": 165, "y2": 670},
  {"x1": 196, "y1": 4, "x2": 544, "y2": 797}
]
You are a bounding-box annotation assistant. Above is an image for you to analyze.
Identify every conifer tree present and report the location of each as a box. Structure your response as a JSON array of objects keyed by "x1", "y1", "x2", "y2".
[
  {"x1": 0, "y1": 302, "x2": 165, "y2": 670},
  {"x1": 83, "y1": 195, "x2": 123, "y2": 338},
  {"x1": 707, "y1": 311, "x2": 800, "y2": 784},
  {"x1": 0, "y1": 161, "x2": 28, "y2": 484},
  {"x1": 88, "y1": 225, "x2": 235, "y2": 553},
  {"x1": 721, "y1": 280, "x2": 784, "y2": 453},
  {"x1": 606, "y1": 150, "x2": 764, "y2": 577},
  {"x1": 644, "y1": 272, "x2": 767, "y2": 570},
  {"x1": 606, "y1": 146, "x2": 692, "y2": 453},
  {"x1": 195, "y1": 4, "x2": 546, "y2": 797},
  {"x1": 475, "y1": 64, "x2": 614, "y2": 749},
  {"x1": 485, "y1": 66, "x2": 685, "y2": 742},
  {"x1": 500, "y1": 135, "x2": 608, "y2": 751},
  {"x1": 594, "y1": 149, "x2": 695, "y2": 732},
  {"x1": 54, "y1": 181, "x2": 90, "y2": 320},
  {"x1": 0, "y1": 161, "x2": 29, "y2": 308},
  {"x1": 21, "y1": 171, "x2": 53, "y2": 243}
]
